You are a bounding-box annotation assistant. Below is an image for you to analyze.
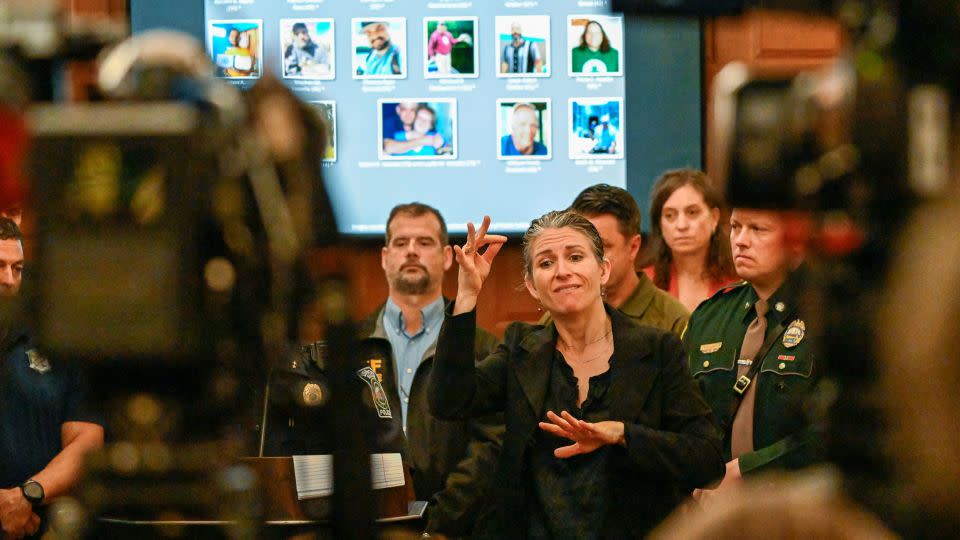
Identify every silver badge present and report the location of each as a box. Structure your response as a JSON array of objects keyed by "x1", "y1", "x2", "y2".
[
  {"x1": 26, "y1": 350, "x2": 51, "y2": 374},
  {"x1": 357, "y1": 366, "x2": 392, "y2": 419}
]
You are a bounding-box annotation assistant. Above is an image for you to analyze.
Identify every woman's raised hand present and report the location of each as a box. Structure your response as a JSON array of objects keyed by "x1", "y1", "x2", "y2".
[{"x1": 452, "y1": 215, "x2": 507, "y2": 314}]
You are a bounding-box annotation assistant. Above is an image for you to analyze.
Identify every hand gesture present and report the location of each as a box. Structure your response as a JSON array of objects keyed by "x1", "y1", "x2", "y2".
[
  {"x1": 431, "y1": 134, "x2": 444, "y2": 149},
  {"x1": 452, "y1": 216, "x2": 506, "y2": 314},
  {"x1": 538, "y1": 410, "x2": 625, "y2": 458}
]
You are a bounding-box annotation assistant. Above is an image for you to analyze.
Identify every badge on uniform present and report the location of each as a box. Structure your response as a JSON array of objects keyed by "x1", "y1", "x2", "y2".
[
  {"x1": 26, "y1": 349, "x2": 51, "y2": 374},
  {"x1": 699, "y1": 342, "x2": 722, "y2": 354},
  {"x1": 302, "y1": 383, "x2": 324, "y2": 406},
  {"x1": 782, "y1": 320, "x2": 806, "y2": 348},
  {"x1": 357, "y1": 366, "x2": 392, "y2": 419}
]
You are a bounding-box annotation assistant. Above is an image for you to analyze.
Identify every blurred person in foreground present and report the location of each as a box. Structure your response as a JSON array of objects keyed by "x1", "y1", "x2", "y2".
[
  {"x1": 684, "y1": 208, "x2": 822, "y2": 507},
  {"x1": 429, "y1": 211, "x2": 722, "y2": 538},
  {"x1": 0, "y1": 218, "x2": 104, "y2": 539},
  {"x1": 644, "y1": 169, "x2": 736, "y2": 313},
  {"x1": 878, "y1": 195, "x2": 960, "y2": 537},
  {"x1": 650, "y1": 470, "x2": 895, "y2": 540}
]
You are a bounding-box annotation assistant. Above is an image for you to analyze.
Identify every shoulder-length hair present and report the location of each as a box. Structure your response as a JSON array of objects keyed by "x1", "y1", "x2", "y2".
[
  {"x1": 578, "y1": 20, "x2": 611, "y2": 53},
  {"x1": 647, "y1": 168, "x2": 733, "y2": 289}
]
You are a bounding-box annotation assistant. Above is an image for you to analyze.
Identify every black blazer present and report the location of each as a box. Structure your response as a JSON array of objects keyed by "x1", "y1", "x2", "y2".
[{"x1": 429, "y1": 305, "x2": 724, "y2": 538}]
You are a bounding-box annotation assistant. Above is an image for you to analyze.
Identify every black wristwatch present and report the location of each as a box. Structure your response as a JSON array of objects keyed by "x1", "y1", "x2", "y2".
[{"x1": 20, "y1": 480, "x2": 44, "y2": 507}]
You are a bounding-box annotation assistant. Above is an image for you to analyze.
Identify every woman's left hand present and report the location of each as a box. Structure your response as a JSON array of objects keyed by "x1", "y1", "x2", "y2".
[{"x1": 538, "y1": 410, "x2": 625, "y2": 458}]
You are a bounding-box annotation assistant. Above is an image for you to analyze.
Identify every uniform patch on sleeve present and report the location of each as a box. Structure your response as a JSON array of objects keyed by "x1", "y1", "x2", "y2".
[{"x1": 357, "y1": 366, "x2": 392, "y2": 418}]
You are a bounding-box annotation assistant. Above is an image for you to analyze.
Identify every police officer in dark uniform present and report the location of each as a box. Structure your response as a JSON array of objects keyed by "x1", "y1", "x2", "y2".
[
  {"x1": 0, "y1": 218, "x2": 104, "y2": 538},
  {"x1": 683, "y1": 208, "x2": 821, "y2": 505}
]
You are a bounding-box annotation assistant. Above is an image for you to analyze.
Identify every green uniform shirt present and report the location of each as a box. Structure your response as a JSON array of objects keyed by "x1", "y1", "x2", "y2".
[
  {"x1": 682, "y1": 271, "x2": 821, "y2": 475},
  {"x1": 618, "y1": 272, "x2": 689, "y2": 336},
  {"x1": 540, "y1": 273, "x2": 689, "y2": 336}
]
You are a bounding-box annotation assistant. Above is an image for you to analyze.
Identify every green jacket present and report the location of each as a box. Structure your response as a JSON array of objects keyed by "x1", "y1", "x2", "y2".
[
  {"x1": 540, "y1": 273, "x2": 689, "y2": 336},
  {"x1": 682, "y1": 273, "x2": 822, "y2": 476}
]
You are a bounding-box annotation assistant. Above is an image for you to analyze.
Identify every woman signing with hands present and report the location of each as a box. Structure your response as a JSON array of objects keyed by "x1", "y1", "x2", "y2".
[{"x1": 430, "y1": 211, "x2": 723, "y2": 539}]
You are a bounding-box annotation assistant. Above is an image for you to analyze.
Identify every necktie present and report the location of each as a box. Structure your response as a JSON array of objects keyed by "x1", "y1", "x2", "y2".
[{"x1": 730, "y1": 298, "x2": 768, "y2": 459}]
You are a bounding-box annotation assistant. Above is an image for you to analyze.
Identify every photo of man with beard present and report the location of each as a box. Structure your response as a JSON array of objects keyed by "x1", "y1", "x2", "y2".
[
  {"x1": 353, "y1": 19, "x2": 406, "y2": 78},
  {"x1": 496, "y1": 16, "x2": 549, "y2": 77},
  {"x1": 282, "y1": 19, "x2": 334, "y2": 79}
]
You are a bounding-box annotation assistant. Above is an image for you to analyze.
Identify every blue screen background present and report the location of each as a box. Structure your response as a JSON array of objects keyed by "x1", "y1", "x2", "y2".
[{"x1": 130, "y1": 0, "x2": 701, "y2": 234}]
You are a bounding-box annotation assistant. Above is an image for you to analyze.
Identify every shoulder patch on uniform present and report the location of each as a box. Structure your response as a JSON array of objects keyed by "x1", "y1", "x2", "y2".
[
  {"x1": 720, "y1": 281, "x2": 748, "y2": 295},
  {"x1": 357, "y1": 366, "x2": 392, "y2": 419},
  {"x1": 26, "y1": 349, "x2": 51, "y2": 374},
  {"x1": 701, "y1": 281, "x2": 748, "y2": 304}
]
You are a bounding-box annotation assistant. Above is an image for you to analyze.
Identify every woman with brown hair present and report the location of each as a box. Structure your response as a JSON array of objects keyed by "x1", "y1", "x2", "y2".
[{"x1": 643, "y1": 168, "x2": 736, "y2": 312}]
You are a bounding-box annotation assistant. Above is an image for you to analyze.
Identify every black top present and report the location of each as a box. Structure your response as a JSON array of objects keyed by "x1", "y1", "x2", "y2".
[
  {"x1": 528, "y1": 351, "x2": 612, "y2": 540},
  {"x1": 429, "y1": 304, "x2": 724, "y2": 539}
]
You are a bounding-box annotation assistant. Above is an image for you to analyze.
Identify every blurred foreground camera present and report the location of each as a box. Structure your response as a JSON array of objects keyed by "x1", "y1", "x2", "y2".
[
  {"x1": 21, "y1": 28, "x2": 343, "y2": 538},
  {"x1": 710, "y1": 60, "x2": 858, "y2": 211}
]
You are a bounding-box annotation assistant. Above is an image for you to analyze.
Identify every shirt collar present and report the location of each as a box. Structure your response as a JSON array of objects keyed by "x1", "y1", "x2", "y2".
[
  {"x1": 384, "y1": 296, "x2": 446, "y2": 338},
  {"x1": 741, "y1": 266, "x2": 805, "y2": 324},
  {"x1": 618, "y1": 272, "x2": 655, "y2": 318}
]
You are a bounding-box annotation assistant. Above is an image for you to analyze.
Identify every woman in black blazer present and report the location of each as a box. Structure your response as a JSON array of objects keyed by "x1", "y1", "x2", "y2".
[{"x1": 428, "y1": 211, "x2": 724, "y2": 539}]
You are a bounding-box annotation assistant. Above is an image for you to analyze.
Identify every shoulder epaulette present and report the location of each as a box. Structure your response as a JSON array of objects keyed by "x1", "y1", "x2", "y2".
[{"x1": 707, "y1": 280, "x2": 749, "y2": 301}]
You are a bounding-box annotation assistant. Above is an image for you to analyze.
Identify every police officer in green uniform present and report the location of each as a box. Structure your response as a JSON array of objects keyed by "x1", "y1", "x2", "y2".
[
  {"x1": 541, "y1": 184, "x2": 689, "y2": 335},
  {"x1": 683, "y1": 208, "x2": 821, "y2": 504}
]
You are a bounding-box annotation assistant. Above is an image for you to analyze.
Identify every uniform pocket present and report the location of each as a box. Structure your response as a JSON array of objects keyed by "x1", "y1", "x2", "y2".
[
  {"x1": 759, "y1": 351, "x2": 813, "y2": 378},
  {"x1": 690, "y1": 342, "x2": 736, "y2": 376}
]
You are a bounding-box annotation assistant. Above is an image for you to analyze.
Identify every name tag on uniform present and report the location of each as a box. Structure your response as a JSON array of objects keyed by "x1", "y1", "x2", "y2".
[{"x1": 699, "y1": 342, "x2": 722, "y2": 354}]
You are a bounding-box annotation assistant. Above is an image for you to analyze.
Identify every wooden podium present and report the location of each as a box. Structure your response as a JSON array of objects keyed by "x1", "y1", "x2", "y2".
[{"x1": 97, "y1": 456, "x2": 425, "y2": 537}]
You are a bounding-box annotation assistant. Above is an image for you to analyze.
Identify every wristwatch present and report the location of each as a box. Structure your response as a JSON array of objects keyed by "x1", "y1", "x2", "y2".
[{"x1": 20, "y1": 479, "x2": 44, "y2": 507}]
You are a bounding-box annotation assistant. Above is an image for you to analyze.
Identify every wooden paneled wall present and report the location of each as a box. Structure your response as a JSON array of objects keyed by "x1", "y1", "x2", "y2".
[
  {"x1": 703, "y1": 8, "x2": 844, "y2": 180},
  {"x1": 65, "y1": 0, "x2": 126, "y2": 17}
]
